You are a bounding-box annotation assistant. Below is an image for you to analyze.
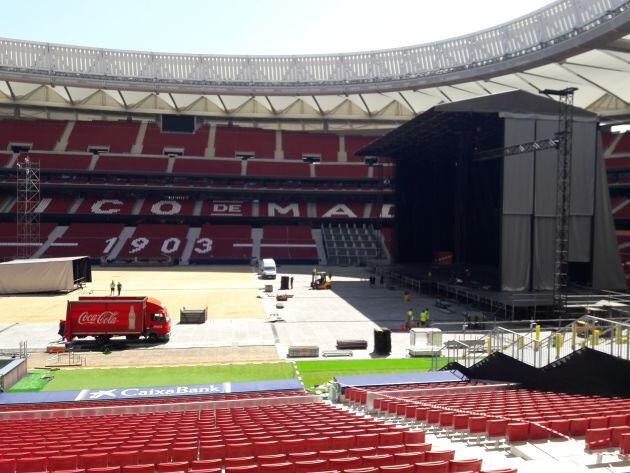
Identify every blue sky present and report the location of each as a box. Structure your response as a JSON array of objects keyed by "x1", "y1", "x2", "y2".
[{"x1": 3, "y1": 0, "x2": 554, "y2": 55}]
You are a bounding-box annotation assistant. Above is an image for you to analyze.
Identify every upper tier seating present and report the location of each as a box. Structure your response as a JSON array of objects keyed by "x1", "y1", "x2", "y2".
[
  {"x1": 615, "y1": 133, "x2": 630, "y2": 154},
  {"x1": 119, "y1": 224, "x2": 189, "y2": 260},
  {"x1": 247, "y1": 161, "x2": 310, "y2": 178},
  {"x1": 43, "y1": 223, "x2": 125, "y2": 259},
  {"x1": 345, "y1": 135, "x2": 377, "y2": 162},
  {"x1": 190, "y1": 224, "x2": 252, "y2": 262},
  {"x1": 142, "y1": 124, "x2": 209, "y2": 156},
  {"x1": 0, "y1": 119, "x2": 66, "y2": 150},
  {"x1": 315, "y1": 164, "x2": 369, "y2": 179},
  {"x1": 282, "y1": 131, "x2": 338, "y2": 162},
  {"x1": 258, "y1": 202, "x2": 308, "y2": 218},
  {"x1": 200, "y1": 201, "x2": 252, "y2": 218},
  {"x1": 67, "y1": 121, "x2": 140, "y2": 153},
  {"x1": 94, "y1": 155, "x2": 169, "y2": 173},
  {"x1": 172, "y1": 158, "x2": 242, "y2": 176},
  {"x1": 316, "y1": 203, "x2": 365, "y2": 218},
  {"x1": 215, "y1": 126, "x2": 275, "y2": 158},
  {"x1": 19, "y1": 151, "x2": 92, "y2": 171}
]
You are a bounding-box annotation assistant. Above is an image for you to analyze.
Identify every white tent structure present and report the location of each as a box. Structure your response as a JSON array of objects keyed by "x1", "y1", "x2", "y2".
[{"x1": 0, "y1": 256, "x2": 91, "y2": 294}]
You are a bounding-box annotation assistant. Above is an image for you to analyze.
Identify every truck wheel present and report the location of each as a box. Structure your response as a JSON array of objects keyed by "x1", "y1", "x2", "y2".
[
  {"x1": 126, "y1": 335, "x2": 140, "y2": 341},
  {"x1": 148, "y1": 333, "x2": 158, "y2": 342},
  {"x1": 95, "y1": 335, "x2": 112, "y2": 344}
]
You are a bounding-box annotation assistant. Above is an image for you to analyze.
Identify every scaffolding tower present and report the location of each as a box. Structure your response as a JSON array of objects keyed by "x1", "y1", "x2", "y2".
[
  {"x1": 542, "y1": 87, "x2": 577, "y2": 315},
  {"x1": 15, "y1": 156, "x2": 41, "y2": 259}
]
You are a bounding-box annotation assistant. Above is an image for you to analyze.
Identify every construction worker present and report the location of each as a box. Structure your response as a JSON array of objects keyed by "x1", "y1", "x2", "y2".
[
  {"x1": 406, "y1": 308, "x2": 414, "y2": 328},
  {"x1": 110, "y1": 280, "x2": 115, "y2": 296},
  {"x1": 312, "y1": 266, "x2": 317, "y2": 284},
  {"x1": 403, "y1": 291, "x2": 411, "y2": 302},
  {"x1": 117, "y1": 281, "x2": 122, "y2": 296},
  {"x1": 420, "y1": 308, "x2": 427, "y2": 327}
]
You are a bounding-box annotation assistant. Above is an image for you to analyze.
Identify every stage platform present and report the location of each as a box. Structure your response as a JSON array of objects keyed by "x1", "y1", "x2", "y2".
[
  {"x1": 382, "y1": 265, "x2": 630, "y2": 320},
  {"x1": 333, "y1": 369, "x2": 466, "y2": 388}
]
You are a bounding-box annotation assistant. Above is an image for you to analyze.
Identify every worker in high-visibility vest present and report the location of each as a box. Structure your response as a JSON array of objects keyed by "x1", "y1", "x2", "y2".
[
  {"x1": 420, "y1": 308, "x2": 428, "y2": 327},
  {"x1": 406, "y1": 309, "x2": 414, "y2": 328},
  {"x1": 425, "y1": 308, "x2": 431, "y2": 327}
]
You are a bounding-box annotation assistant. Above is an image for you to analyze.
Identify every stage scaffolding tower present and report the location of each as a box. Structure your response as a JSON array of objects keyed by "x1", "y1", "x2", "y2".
[
  {"x1": 542, "y1": 87, "x2": 577, "y2": 315},
  {"x1": 15, "y1": 156, "x2": 41, "y2": 259}
]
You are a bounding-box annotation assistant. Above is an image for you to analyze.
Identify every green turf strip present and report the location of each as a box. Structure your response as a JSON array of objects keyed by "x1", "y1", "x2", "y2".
[
  {"x1": 8, "y1": 370, "x2": 51, "y2": 392},
  {"x1": 296, "y1": 358, "x2": 447, "y2": 389},
  {"x1": 42, "y1": 362, "x2": 295, "y2": 391}
]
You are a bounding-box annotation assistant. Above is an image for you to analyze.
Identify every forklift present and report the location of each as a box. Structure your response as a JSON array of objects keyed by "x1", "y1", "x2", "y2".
[{"x1": 311, "y1": 272, "x2": 332, "y2": 290}]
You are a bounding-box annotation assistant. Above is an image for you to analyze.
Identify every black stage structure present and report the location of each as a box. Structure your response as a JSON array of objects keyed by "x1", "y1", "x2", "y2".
[{"x1": 358, "y1": 91, "x2": 625, "y2": 314}]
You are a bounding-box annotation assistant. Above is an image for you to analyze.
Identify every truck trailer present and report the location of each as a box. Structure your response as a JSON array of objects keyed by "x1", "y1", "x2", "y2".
[{"x1": 62, "y1": 296, "x2": 171, "y2": 343}]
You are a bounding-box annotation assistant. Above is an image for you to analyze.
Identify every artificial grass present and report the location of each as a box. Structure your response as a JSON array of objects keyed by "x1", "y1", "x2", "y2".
[
  {"x1": 42, "y1": 362, "x2": 295, "y2": 391},
  {"x1": 8, "y1": 370, "x2": 52, "y2": 392},
  {"x1": 296, "y1": 358, "x2": 447, "y2": 389}
]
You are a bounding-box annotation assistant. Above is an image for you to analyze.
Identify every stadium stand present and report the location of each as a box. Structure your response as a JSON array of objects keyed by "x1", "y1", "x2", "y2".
[
  {"x1": 118, "y1": 224, "x2": 190, "y2": 261},
  {"x1": 190, "y1": 224, "x2": 252, "y2": 262},
  {"x1": 20, "y1": 151, "x2": 92, "y2": 171},
  {"x1": 260, "y1": 225, "x2": 318, "y2": 262},
  {"x1": 94, "y1": 155, "x2": 169, "y2": 173},
  {"x1": 345, "y1": 135, "x2": 377, "y2": 162},
  {"x1": 0, "y1": 119, "x2": 66, "y2": 151},
  {"x1": 0, "y1": 151, "x2": 13, "y2": 167},
  {"x1": 0, "y1": 396, "x2": 485, "y2": 473},
  {"x1": 282, "y1": 131, "x2": 338, "y2": 162},
  {"x1": 43, "y1": 223, "x2": 126, "y2": 259},
  {"x1": 247, "y1": 161, "x2": 310, "y2": 178},
  {"x1": 142, "y1": 123, "x2": 209, "y2": 156},
  {"x1": 171, "y1": 158, "x2": 242, "y2": 176},
  {"x1": 347, "y1": 383, "x2": 630, "y2": 445},
  {"x1": 75, "y1": 197, "x2": 136, "y2": 215},
  {"x1": 0, "y1": 222, "x2": 56, "y2": 259},
  {"x1": 215, "y1": 126, "x2": 275, "y2": 159},
  {"x1": 67, "y1": 121, "x2": 140, "y2": 153},
  {"x1": 139, "y1": 198, "x2": 196, "y2": 217},
  {"x1": 315, "y1": 164, "x2": 369, "y2": 179}
]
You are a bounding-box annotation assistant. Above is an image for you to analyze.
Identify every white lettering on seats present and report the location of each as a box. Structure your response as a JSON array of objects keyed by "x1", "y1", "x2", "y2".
[
  {"x1": 129, "y1": 237, "x2": 149, "y2": 254},
  {"x1": 380, "y1": 204, "x2": 395, "y2": 219},
  {"x1": 211, "y1": 203, "x2": 242, "y2": 215},
  {"x1": 103, "y1": 237, "x2": 117, "y2": 254},
  {"x1": 150, "y1": 200, "x2": 181, "y2": 215},
  {"x1": 161, "y1": 237, "x2": 181, "y2": 254},
  {"x1": 322, "y1": 204, "x2": 357, "y2": 218},
  {"x1": 77, "y1": 311, "x2": 118, "y2": 325},
  {"x1": 193, "y1": 238, "x2": 213, "y2": 254},
  {"x1": 268, "y1": 203, "x2": 300, "y2": 217},
  {"x1": 92, "y1": 199, "x2": 124, "y2": 214}
]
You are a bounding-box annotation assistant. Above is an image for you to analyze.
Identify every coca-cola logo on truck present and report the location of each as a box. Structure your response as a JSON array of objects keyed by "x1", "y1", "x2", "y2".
[{"x1": 77, "y1": 311, "x2": 119, "y2": 325}]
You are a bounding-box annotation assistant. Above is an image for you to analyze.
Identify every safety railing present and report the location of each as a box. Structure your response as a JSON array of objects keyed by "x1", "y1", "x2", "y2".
[
  {"x1": 0, "y1": 0, "x2": 626, "y2": 93},
  {"x1": 490, "y1": 314, "x2": 630, "y2": 368},
  {"x1": 0, "y1": 394, "x2": 320, "y2": 421}
]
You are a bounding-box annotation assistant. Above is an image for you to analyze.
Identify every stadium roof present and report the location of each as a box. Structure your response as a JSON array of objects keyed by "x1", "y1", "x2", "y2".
[{"x1": 0, "y1": 0, "x2": 629, "y2": 128}]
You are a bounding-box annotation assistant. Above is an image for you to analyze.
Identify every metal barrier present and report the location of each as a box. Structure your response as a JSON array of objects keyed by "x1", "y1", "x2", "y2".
[
  {"x1": 0, "y1": 394, "x2": 321, "y2": 421},
  {"x1": 364, "y1": 382, "x2": 519, "y2": 410}
]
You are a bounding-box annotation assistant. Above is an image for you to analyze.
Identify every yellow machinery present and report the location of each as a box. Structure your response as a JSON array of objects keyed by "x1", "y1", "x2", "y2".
[{"x1": 311, "y1": 272, "x2": 332, "y2": 290}]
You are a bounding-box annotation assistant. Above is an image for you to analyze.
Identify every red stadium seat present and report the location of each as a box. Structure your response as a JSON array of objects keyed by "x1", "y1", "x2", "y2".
[
  {"x1": 171, "y1": 447, "x2": 198, "y2": 464},
  {"x1": 423, "y1": 451, "x2": 454, "y2": 462},
  {"x1": 506, "y1": 423, "x2": 529, "y2": 442},
  {"x1": 414, "y1": 461, "x2": 449, "y2": 473},
  {"x1": 449, "y1": 458, "x2": 483, "y2": 472},
  {"x1": 122, "y1": 465, "x2": 155, "y2": 473},
  {"x1": 294, "y1": 460, "x2": 328, "y2": 473},
  {"x1": 16, "y1": 458, "x2": 47, "y2": 473},
  {"x1": 157, "y1": 462, "x2": 190, "y2": 473},
  {"x1": 86, "y1": 468, "x2": 120, "y2": 473},
  {"x1": 48, "y1": 456, "x2": 79, "y2": 471},
  {"x1": 78, "y1": 455, "x2": 108, "y2": 470},
  {"x1": 138, "y1": 450, "x2": 169, "y2": 466},
  {"x1": 108, "y1": 452, "x2": 139, "y2": 468},
  {"x1": 379, "y1": 465, "x2": 414, "y2": 473},
  {"x1": 259, "y1": 463, "x2": 294, "y2": 473}
]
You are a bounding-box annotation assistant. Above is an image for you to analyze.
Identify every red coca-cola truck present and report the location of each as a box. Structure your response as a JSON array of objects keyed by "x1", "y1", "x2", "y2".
[{"x1": 61, "y1": 296, "x2": 171, "y2": 343}]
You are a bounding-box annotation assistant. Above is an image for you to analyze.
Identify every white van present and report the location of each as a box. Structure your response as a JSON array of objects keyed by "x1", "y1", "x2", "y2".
[{"x1": 259, "y1": 258, "x2": 277, "y2": 279}]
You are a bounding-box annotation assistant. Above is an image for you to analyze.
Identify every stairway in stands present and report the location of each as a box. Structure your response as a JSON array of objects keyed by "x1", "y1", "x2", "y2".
[{"x1": 322, "y1": 223, "x2": 386, "y2": 266}]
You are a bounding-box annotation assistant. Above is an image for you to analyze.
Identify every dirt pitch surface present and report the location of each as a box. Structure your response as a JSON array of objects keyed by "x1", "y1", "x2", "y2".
[{"x1": 0, "y1": 265, "x2": 264, "y2": 324}]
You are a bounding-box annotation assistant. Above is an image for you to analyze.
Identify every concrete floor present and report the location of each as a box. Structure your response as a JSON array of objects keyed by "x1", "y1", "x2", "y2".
[{"x1": 0, "y1": 265, "x2": 475, "y2": 365}]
